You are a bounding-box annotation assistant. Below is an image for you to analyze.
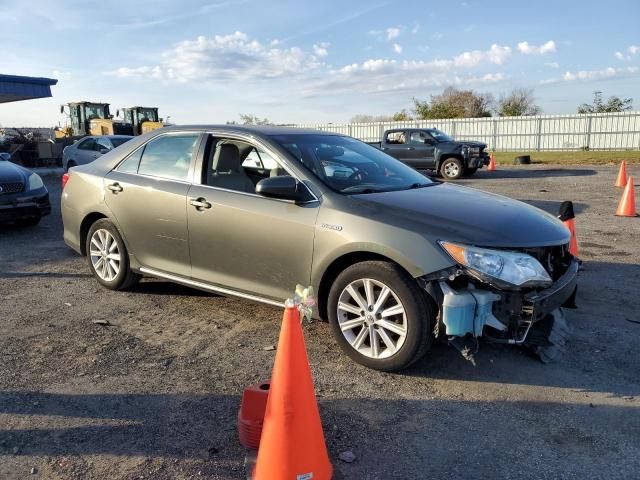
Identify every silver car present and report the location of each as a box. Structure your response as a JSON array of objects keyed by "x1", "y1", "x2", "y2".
[
  {"x1": 61, "y1": 125, "x2": 578, "y2": 371},
  {"x1": 62, "y1": 135, "x2": 132, "y2": 171}
]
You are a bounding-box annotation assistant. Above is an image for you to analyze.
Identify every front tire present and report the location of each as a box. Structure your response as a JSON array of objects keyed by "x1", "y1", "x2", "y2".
[
  {"x1": 86, "y1": 219, "x2": 140, "y2": 290},
  {"x1": 440, "y1": 157, "x2": 464, "y2": 180},
  {"x1": 327, "y1": 261, "x2": 434, "y2": 371}
]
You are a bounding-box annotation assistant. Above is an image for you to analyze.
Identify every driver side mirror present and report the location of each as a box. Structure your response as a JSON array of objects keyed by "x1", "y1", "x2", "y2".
[{"x1": 256, "y1": 175, "x2": 301, "y2": 201}]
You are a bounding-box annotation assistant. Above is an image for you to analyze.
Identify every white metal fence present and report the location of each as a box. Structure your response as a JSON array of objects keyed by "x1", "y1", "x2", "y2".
[{"x1": 293, "y1": 111, "x2": 640, "y2": 151}]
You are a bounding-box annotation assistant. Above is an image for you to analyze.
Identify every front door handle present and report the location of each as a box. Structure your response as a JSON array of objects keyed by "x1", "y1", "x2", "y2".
[
  {"x1": 407, "y1": 146, "x2": 415, "y2": 151},
  {"x1": 107, "y1": 183, "x2": 123, "y2": 193},
  {"x1": 189, "y1": 197, "x2": 212, "y2": 210}
]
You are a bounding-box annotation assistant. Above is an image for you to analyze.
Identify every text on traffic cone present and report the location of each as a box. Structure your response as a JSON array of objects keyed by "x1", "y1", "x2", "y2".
[
  {"x1": 253, "y1": 304, "x2": 332, "y2": 480},
  {"x1": 615, "y1": 176, "x2": 637, "y2": 217}
]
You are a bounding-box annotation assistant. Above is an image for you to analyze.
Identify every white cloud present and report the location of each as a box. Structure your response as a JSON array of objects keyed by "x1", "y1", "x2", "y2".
[
  {"x1": 393, "y1": 43, "x2": 402, "y2": 54},
  {"x1": 453, "y1": 44, "x2": 512, "y2": 67},
  {"x1": 313, "y1": 42, "x2": 330, "y2": 57},
  {"x1": 544, "y1": 61, "x2": 559, "y2": 69},
  {"x1": 629, "y1": 45, "x2": 639, "y2": 55},
  {"x1": 615, "y1": 51, "x2": 625, "y2": 60},
  {"x1": 562, "y1": 66, "x2": 628, "y2": 81},
  {"x1": 517, "y1": 40, "x2": 556, "y2": 55},
  {"x1": 386, "y1": 27, "x2": 400, "y2": 40},
  {"x1": 107, "y1": 32, "x2": 323, "y2": 82},
  {"x1": 432, "y1": 32, "x2": 443, "y2": 40},
  {"x1": 411, "y1": 24, "x2": 420, "y2": 34}
]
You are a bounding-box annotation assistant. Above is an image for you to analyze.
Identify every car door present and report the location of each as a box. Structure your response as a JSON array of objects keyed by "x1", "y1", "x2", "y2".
[
  {"x1": 407, "y1": 130, "x2": 436, "y2": 168},
  {"x1": 186, "y1": 134, "x2": 319, "y2": 302},
  {"x1": 75, "y1": 137, "x2": 100, "y2": 165},
  {"x1": 103, "y1": 132, "x2": 202, "y2": 277},
  {"x1": 380, "y1": 130, "x2": 414, "y2": 164}
]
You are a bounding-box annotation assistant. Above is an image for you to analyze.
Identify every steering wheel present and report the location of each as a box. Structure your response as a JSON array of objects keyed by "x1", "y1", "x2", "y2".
[{"x1": 347, "y1": 169, "x2": 368, "y2": 182}]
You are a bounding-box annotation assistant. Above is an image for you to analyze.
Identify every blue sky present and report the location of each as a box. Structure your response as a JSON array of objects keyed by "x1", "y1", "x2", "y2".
[{"x1": 1, "y1": 0, "x2": 638, "y2": 127}]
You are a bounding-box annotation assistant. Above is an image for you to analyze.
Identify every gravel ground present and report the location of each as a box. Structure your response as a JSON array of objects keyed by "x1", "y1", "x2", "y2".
[{"x1": 1, "y1": 165, "x2": 639, "y2": 479}]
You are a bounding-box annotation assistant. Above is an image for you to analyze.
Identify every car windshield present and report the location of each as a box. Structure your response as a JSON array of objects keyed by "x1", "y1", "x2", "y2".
[
  {"x1": 271, "y1": 134, "x2": 433, "y2": 194},
  {"x1": 110, "y1": 137, "x2": 131, "y2": 148},
  {"x1": 427, "y1": 128, "x2": 454, "y2": 142}
]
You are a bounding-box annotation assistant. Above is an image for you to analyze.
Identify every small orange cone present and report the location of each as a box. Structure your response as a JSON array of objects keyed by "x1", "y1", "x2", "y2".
[
  {"x1": 488, "y1": 153, "x2": 496, "y2": 172},
  {"x1": 558, "y1": 201, "x2": 579, "y2": 257},
  {"x1": 615, "y1": 160, "x2": 627, "y2": 188},
  {"x1": 615, "y1": 176, "x2": 637, "y2": 217},
  {"x1": 253, "y1": 305, "x2": 332, "y2": 480}
]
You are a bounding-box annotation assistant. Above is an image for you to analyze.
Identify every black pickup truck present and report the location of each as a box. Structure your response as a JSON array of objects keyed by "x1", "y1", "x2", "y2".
[{"x1": 368, "y1": 128, "x2": 490, "y2": 180}]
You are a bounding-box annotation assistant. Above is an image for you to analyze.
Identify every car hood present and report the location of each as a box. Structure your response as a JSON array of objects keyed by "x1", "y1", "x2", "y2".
[
  {"x1": 352, "y1": 183, "x2": 570, "y2": 248},
  {"x1": 442, "y1": 140, "x2": 487, "y2": 149},
  {"x1": 0, "y1": 161, "x2": 28, "y2": 183}
]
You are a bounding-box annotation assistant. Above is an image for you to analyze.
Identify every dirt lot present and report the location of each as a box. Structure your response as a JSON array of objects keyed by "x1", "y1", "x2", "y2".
[{"x1": 1, "y1": 165, "x2": 639, "y2": 480}]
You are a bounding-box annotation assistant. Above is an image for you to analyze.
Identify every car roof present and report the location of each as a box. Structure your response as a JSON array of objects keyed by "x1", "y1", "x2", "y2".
[{"x1": 160, "y1": 124, "x2": 342, "y2": 137}]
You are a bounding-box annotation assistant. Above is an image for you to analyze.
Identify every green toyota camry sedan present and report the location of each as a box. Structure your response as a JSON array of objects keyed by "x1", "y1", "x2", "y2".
[{"x1": 61, "y1": 125, "x2": 578, "y2": 371}]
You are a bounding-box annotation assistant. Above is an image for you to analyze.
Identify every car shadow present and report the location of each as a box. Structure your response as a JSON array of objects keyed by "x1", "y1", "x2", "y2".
[{"x1": 470, "y1": 167, "x2": 599, "y2": 179}]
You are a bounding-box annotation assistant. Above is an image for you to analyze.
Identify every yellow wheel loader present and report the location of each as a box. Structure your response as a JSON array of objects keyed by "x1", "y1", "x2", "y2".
[{"x1": 119, "y1": 107, "x2": 164, "y2": 135}]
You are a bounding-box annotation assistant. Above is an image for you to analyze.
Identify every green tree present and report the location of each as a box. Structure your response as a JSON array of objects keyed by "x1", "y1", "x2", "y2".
[
  {"x1": 497, "y1": 88, "x2": 541, "y2": 116},
  {"x1": 413, "y1": 87, "x2": 493, "y2": 119},
  {"x1": 392, "y1": 109, "x2": 412, "y2": 121},
  {"x1": 577, "y1": 91, "x2": 633, "y2": 113}
]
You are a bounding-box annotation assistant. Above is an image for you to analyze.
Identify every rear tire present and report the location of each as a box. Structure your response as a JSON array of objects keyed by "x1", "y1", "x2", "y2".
[
  {"x1": 440, "y1": 157, "x2": 464, "y2": 180},
  {"x1": 86, "y1": 219, "x2": 140, "y2": 290},
  {"x1": 327, "y1": 261, "x2": 434, "y2": 371},
  {"x1": 464, "y1": 167, "x2": 478, "y2": 176}
]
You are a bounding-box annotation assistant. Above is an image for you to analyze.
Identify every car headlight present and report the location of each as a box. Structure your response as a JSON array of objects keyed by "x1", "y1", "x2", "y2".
[
  {"x1": 439, "y1": 241, "x2": 551, "y2": 287},
  {"x1": 28, "y1": 173, "x2": 44, "y2": 191}
]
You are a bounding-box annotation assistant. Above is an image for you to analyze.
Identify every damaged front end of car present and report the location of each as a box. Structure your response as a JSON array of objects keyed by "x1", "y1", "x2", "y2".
[{"x1": 419, "y1": 241, "x2": 579, "y2": 364}]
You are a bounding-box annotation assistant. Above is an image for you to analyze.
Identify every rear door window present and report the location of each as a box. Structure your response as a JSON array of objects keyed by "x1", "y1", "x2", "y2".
[
  {"x1": 137, "y1": 134, "x2": 199, "y2": 182},
  {"x1": 77, "y1": 138, "x2": 96, "y2": 150},
  {"x1": 385, "y1": 131, "x2": 406, "y2": 144}
]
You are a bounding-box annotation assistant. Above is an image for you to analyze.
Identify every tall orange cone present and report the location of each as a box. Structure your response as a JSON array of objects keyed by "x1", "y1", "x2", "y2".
[
  {"x1": 615, "y1": 160, "x2": 628, "y2": 188},
  {"x1": 488, "y1": 152, "x2": 496, "y2": 172},
  {"x1": 558, "y1": 201, "x2": 579, "y2": 257},
  {"x1": 615, "y1": 176, "x2": 637, "y2": 217},
  {"x1": 253, "y1": 304, "x2": 332, "y2": 480}
]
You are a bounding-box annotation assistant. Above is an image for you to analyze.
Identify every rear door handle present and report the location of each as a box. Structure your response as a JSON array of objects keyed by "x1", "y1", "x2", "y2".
[
  {"x1": 107, "y1": 183, "x2": 123, "y2": 193},
  {"x1": 189, "y1": 197, "x2": 212, "y2": 210},
  {"x1": 407, "y1": 147, "x2": 415, "y2": 150}
]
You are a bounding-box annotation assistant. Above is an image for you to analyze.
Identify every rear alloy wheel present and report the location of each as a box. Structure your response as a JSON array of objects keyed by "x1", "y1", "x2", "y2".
[
  {"x1": 440, "y1": 157, "x2": 464, "y2": 180},
  {"x1": 86, "y1": 219, "x2": 140, "y2": 290},
  {"x1": 328, "y1": 261, "x2": 434, "y2": 371}
]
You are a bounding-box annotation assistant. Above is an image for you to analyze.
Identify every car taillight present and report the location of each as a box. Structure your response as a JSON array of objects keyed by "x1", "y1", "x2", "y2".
[{"x1": 62, "y1": 172, "x2": 70, "y2": 190}]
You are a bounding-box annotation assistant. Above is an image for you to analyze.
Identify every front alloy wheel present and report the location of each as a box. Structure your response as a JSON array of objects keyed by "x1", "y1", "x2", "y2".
[
  {"x1": 337, "y1": 278, "x2": 407, "y2": 360},
  {"x1": 328, "y1": 260, "x2": 434, "y2": 371},
  {"x1": 440, "y1": 157, "x2": 464, "y2": 180}
]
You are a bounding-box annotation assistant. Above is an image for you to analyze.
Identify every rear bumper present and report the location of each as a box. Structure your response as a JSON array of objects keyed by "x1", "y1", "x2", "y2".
[{"x1": 0, "y1": 190, "x2": 50, "y2": 222}]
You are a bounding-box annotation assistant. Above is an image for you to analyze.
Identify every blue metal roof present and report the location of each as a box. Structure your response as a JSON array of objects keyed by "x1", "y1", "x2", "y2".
[{"x1": 0, "y1": 74, "x2": 58, "y2": 103}]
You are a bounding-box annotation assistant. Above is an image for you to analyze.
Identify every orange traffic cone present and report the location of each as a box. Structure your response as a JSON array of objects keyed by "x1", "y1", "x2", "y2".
[
  {"x1": 253, "y1": 305, "x2": 332, "y2": 480},
  {"x1": 558, "y1": 201, "x2": 579, "y2": 257},
  {"x1": 615, "y1": 176, "x2": 637, "y2": 217},
  {"x1": 615, "y1": 160, "x2": 627, "y2": 188},
  {"x1": 488, "y1": 153, "x2": 496, "y2": 172}
]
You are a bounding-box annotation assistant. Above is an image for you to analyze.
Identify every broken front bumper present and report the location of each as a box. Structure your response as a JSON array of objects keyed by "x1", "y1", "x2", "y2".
[{"x1": 523, "y1": 259, "x2": 578, "y2": 322}]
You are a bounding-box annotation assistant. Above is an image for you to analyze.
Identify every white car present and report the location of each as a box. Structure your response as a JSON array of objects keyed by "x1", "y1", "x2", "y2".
[{"x1": 62, "y1": 135, "x2": 132, "y2": 171}]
